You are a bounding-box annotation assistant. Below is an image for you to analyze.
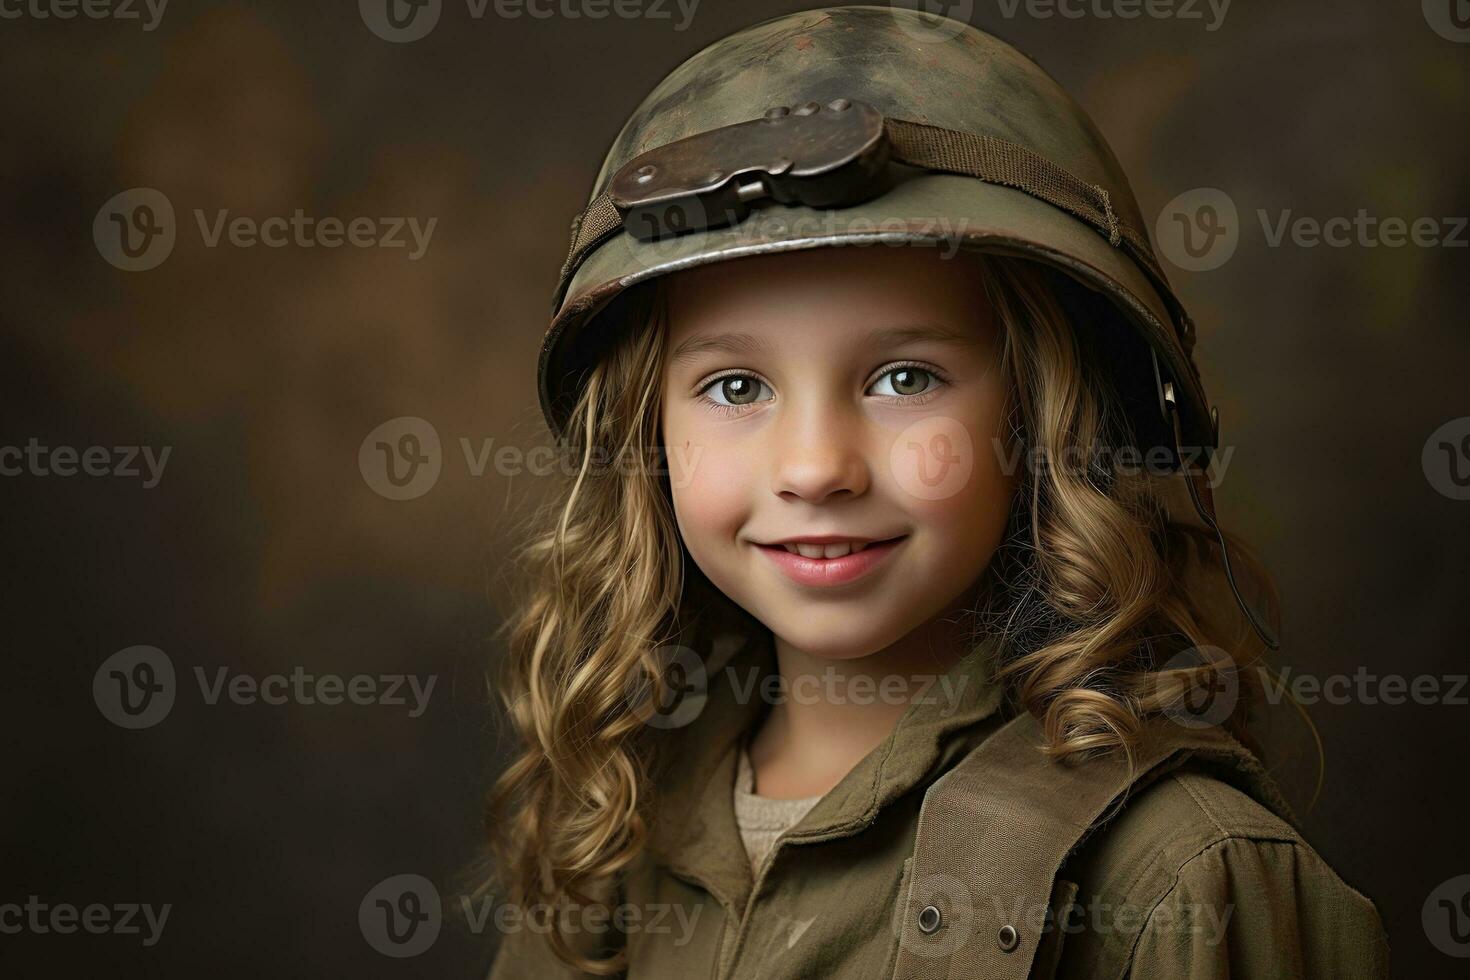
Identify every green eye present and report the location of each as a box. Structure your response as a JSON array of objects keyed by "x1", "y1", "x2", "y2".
[
  {"x1": 869, "y1": 366, "x2": 937, "y2": 397},
  {"x1": 705, "y1": 375, "x2": 772, "y2": 406}
]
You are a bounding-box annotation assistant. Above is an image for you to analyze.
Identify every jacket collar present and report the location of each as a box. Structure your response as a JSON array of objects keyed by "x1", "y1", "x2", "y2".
[{"x1": 643, "y1": 625, "x2": 1006, "y2": 912}]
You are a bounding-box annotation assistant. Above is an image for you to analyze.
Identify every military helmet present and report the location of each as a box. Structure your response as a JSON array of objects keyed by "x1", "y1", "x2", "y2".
[{"x1": 538, "y1": 4, "x2": 1276, "y2": 647}]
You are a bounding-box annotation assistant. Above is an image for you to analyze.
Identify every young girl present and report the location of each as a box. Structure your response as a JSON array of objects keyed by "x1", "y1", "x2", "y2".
[{"x1": 485, "y1": 7, "x2": 1389, "y2": 978}]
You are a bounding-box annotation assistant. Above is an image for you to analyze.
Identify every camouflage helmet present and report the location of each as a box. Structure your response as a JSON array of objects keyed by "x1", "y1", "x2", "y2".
[{"x1": 539, "y1": 5, "x2": 1276, "y2": 646}]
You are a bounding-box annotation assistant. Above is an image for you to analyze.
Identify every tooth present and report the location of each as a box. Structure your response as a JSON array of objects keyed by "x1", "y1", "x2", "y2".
[
  {"x1": 822, "y1": 542, "x2": 852, "y2": 559},
  {"x1": 796, "y1": 543, "x2": 824, "y2": 559},
  {"x1": 783, "y1": 544, "x2": 799, "y2": 554}
]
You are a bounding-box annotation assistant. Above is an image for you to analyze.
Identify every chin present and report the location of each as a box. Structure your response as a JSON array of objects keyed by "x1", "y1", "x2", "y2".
[{"x1": 754, "y1": 602, "x2": 917, "y2": 661}]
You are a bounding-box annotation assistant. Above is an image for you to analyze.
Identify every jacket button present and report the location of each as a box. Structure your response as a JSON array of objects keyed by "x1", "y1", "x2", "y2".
[
  {"x1": 917, "y1": 905, "x2": 942, "y2": 934},
  {"x1": 997, "y1": 924, "x2": 1019, "y2": 952}
]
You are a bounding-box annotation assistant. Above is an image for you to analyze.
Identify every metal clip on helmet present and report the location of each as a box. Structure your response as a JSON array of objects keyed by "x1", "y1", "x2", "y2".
[{"x1": 538, "y1": 5, "x2": 1278, "y2": 650}]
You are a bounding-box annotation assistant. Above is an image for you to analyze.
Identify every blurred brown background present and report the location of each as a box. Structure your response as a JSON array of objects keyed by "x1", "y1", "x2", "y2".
[{"x1": 1, "y1": 1, "x2": 1466, "y2": 976}]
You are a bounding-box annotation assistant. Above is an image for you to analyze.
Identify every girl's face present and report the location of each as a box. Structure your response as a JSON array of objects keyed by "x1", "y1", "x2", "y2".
[{"x1": 661, "y1": 245, "x2": 1018, "y2": 661}]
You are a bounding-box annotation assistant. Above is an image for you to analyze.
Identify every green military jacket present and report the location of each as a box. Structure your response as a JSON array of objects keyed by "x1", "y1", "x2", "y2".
[{"x1": 486, "y1": 631, "x2": 1389, "y2": 979}]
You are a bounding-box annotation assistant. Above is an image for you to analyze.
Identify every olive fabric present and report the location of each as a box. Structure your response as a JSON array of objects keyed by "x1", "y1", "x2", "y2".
[{"x1": 486, "y1": 631, "x2": 1388, "y2": 978}]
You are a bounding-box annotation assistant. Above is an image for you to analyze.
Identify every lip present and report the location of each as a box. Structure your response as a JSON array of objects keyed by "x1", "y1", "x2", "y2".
[
  {"x1": 754, "y1": 535, "x2": 907, "y2": 588},
  {"x1": 765, "y1": 534, "x2": 883, "y2": 546}
]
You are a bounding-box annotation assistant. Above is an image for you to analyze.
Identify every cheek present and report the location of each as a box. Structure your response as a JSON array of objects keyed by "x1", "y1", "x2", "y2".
[
  {"x1": 663, "y1": 420, "x2": 755, "y2": 551},
  {"x1": 901, "y1": 448, "x2": 1015, "y2": 550},
  {"x1": 912, "y1": 465, "x2": 1015, "y2": 551},
  {"x1": 883, "y1": 389, "x2": 1016, "y2": 550},
  {"x1": 885, "y1": 381, "x2": 1013, "y2": 495}
]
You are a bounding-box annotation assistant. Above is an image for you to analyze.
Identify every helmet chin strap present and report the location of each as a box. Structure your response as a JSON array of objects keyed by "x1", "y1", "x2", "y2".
[{"x1": 1162, "y1": 380, "x2": 1282, "y2": 651}]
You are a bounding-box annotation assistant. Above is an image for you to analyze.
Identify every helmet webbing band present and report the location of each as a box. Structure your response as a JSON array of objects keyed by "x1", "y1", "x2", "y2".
[{"x1": 556, "y1": 104, "x2": 1187, "y2": 352}]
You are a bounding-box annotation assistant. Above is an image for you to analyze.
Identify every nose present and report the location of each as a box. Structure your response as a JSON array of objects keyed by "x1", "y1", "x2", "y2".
[{"x1": 769, "y1": 397, "x2": 870, "y2": 504}]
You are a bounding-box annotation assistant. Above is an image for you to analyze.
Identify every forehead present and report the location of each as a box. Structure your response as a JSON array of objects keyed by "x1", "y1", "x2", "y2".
[{"x1": 663, "y1": 245, "x2": 991, "y2": 341}]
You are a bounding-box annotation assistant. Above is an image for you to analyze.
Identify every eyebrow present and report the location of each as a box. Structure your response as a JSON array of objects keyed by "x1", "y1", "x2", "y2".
[
  {"x1": 669, "y1": 331, "x2": 776, "y2": 366},
  {"x1": 669, "y1": 322, "x2": 976, "y2": 366},
  {"x1": 865, "y1": 322, "x2": 980, "y2": 348}
]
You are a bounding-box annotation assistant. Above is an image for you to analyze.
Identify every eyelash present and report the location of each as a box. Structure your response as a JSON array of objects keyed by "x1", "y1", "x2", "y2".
[
  {"x1": 696, "y1": 370, "x2": 775, "y2": 417},
  {"x1": 693, "y1": 361, "x2": 949, "y2": 415},
  {"x1": 868, "y1": 360, "x2": 948, "y2": 403}
]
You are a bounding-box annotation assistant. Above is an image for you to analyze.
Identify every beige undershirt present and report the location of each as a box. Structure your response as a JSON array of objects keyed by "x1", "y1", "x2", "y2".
[{"x1": 732, "y1": 740, "x2": 826, "y2": 874}]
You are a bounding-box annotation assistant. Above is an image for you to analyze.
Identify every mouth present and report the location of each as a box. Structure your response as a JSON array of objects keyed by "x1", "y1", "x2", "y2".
[{"x1": 753, "y1": 534, "x2": 908, "y2": 588}]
